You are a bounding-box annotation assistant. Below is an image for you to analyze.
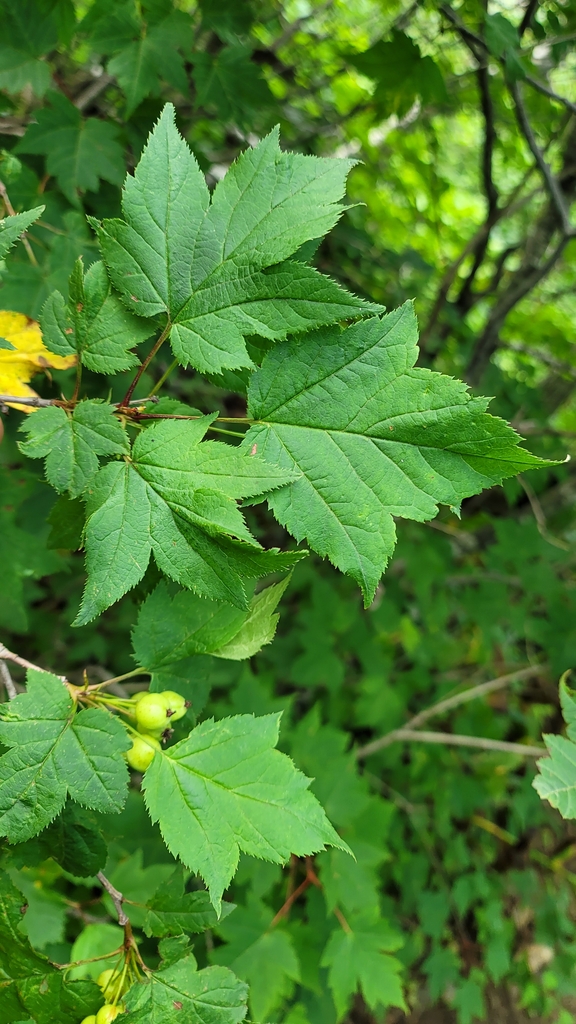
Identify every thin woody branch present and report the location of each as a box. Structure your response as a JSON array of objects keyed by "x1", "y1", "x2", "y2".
[
  {"x1": 0, "y1": 644, "x2": 67, "y2": 682},
  {"x1": 510, "y1": 80, "x2": 575, "y2": 238},
  {"x1": 386, "y1": 729, "x2": 545, "y2": 757},
  {"x1": 0, "y1": 659, "x2": 17, "y2": 700},
  {"x1": 440, "y1": 4, "x2": 576, "y2": 116},
  {"x1": 355, "y1": 664, "x2": 547, "y2": 760},
  {"x1": 97, "y1": 871, "x2": 129, "y2": 926}
]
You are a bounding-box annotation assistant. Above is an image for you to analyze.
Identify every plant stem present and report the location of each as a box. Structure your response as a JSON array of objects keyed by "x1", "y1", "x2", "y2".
[
  {"x1": 97, "y1": 871, "x2": 129, "y2": 926},
  {"x1": 87, "y1": 666, "x2": 149, "y2": 690},
  {"x1": 207, "y1": 425, "x2": 247, "y2": 438},
  {"x1": 0, "y1": 643, "x2": 67, "y2": 681},
  {"x1": 148, "y1": 358, "x2": 178, "y2": 396},
  {"x1": 72, "y1": 358, "x2": 82, "y2": 404},
  {"x1": 355, "y1": 663, "x2": 547, "y2": 759},
  {"x1": 121, "y1": 322, "x2": 171, "y2": 407},
  {"x1": 0, "y1": 659, "x2": 17, "y2": 700}
]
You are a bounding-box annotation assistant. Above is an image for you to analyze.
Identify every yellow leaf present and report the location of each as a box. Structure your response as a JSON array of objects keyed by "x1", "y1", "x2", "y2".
[{"x1": 0, "y1": 310, "x2": 76, "y2": 412}]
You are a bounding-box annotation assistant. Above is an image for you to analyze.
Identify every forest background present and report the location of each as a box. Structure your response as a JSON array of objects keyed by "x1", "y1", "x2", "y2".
[{"x1": 1, "y1": 1, "x2": 576, "y2": 1022}]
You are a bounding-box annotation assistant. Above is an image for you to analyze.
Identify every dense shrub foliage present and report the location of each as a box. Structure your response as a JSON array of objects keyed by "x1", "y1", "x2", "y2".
[{"x1": 1, "y1": 3, "x2": 576, "y2": 1024}]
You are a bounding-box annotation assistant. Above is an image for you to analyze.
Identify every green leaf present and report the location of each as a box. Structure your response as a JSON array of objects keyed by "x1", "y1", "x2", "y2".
[
  {"x1": 0, "y1": 872, "x2": 100, "y2": 1024},
  {"x1": 75, "y1": 418, "x2": 302, "y2": 624},
  {"x1": 191, "y1": 44, "x2": 274, "y2": 126},
  {"x1": 244, "y1": 303, "x2": 554, "y2": 605},
  {"x1": 16, "y1": 91, "x2": 125, "y2": 205},
  {"x1": 143, "y1": 712, "x2": 349, "y2": 912},
  {"x1": 9, "y1": 804, "x2": 108, "y2": 877},
  {"x1": 0, "y1": 46, "x2": 51, "y2": 96},
  {"x1": 0, "y1": 669, "x2": 130, "y2": 842},
  {"x1": 132, "y1": 581, "x2": 248, "y2": 680},
  {"x1": 97, "y1": 104, "x2": 380, "y2": 374},
  {"x1": 9, "y1": 866, "x2": 67, "y2": 951},
  {"x1": 0, "y1": 206, "x2": 44, "y2": 260},
  {"x1": 349, "y1": 31, "x2": 447, "y2": 118},
  {"x1": 69, "y1": 922, "x2": 124, "y2": 980},
  {"x1": 108, "y1": 13, "x2": 190, "y2": 115},
  {"x1": 533, "y1": 734, "x2": 576, "y2": 817},
  {"x1": 484, "y1": 14, "x2": 526, "y2": 80},
  {"x1": 40, "y1": 259, "x2": 155, "y2": 373},
  {"x1": 211, "y1": 894, "x2": 300, "y2": 1021},
  {"x1": 19, "y1": 400, "x2": 129, "y2": 498},
  {"x1": 212, "y1": 576, "x2": 290, "y2": 660},
  {"x1": 321, "y1": 916, "x2": 406, "y2": 1019},
  {"x1": 144, "y1": 865, "x2": 235, "y2": 937},
  {"x1": 47, "y1": 494, "x2": 85, "y2": 550},
  {"x1": 121, "y1": 952, "x2": 248, "y2": 1024}
]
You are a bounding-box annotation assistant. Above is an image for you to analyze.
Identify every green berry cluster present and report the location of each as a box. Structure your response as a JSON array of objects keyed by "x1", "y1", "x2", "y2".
[
  {"x1": 80, "y1": 967, "x2": 128, "y2": 1022},
  {"x1": 126, "y1": 690, "x2": 189, "y2": 771}
]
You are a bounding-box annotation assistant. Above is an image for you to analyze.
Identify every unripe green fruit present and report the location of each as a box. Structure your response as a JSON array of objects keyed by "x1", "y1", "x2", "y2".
[
  {"x1": 134, "y1": 693, "x2": 170, "y2": 731},
  {"x1": 96, "y1": 1004, "x2": 124, "y2": 1023},
  {"x1": 126, "y1": 734, "x2": 161, "y2": 771},
  {"x1": 80, "y1": 1017, "x2": 97, "y2": 1024},
  {"x1": 137, "y1": 721, "x2": 163, "y2": 740},
  {"x1": 160, "y1": 690, "x2": 188, "y2": 721},
  {"x1": 97, "y1": 968, "x2": 122, "y2": 999}
]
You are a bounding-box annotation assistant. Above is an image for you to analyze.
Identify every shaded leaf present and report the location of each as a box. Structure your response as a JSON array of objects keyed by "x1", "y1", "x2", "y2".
[{"x1": 16, "y1": 91, "x2": 125, "y2": 205}]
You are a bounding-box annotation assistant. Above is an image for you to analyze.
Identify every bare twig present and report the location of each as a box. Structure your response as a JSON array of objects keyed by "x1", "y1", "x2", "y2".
[
  {"x1": 74, "y1": 73, "x2": 114, "y2": 111},
  {"x1": 97, "y1": 871, "x2": 129, "y2": 926},
  {"x1": 0, "y1": 659, "x2": 17, "y2": 700},
  {"x1": 0, "y1": 644, "x2": 67, "y2": 682},
  {"x1": 510, "y1": 80, "x2": 574, "y2": 237},
  {"x1": 355, "y1": 664, "x2": 546, "y2": 759},
  {"x1": 519, "y1": 0, "x2": 539, "y2": 37},
  {"x1": 504, "y1": 340, "x2": 576, "y2": 379},
  {"x1": 525, "y1": 74, "x2": 576, "y2": 117},
  {"x1": 0, "y1": 395, "x2": 62, "y2": 408},
  {"x1": 466, "y1": 233, "x2": 571, "y2": 382},
  {"x1": 518, "y1": 473, "x2": 570, "y2": 550},
  {"x1": 378, "y1": 729, "x2": 545, "y2": 757},
  {"x1": 440, "y1": 3, "x2": 576, "y2": 115},
  {"x1": 479, "y1": 65, "x2": 499, "y2": 214}
]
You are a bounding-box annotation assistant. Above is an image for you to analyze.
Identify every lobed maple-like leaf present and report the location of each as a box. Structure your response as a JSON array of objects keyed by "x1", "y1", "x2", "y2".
[
  {"x1": 321, "y1": 915, "x2": 406, "y2": 1019},
  {"x1": 0, "y1": 669, "x2": 130, "y2": 842},
  {"x1": 95, "y1": 103, "x2": 381, "y2": 375},
  {"x1": 143, "y1": 866, "x2": 235, "y2": 938},
  {"x1": 16, "y1": 91, "x2": 125, "y2": 205},
  {"x1": 244, "y1": 303, "x2": 554, "y2": 605},
  {"x1": 40, "y1": 258, "x2": 155, "y2": 373},
  {"x1": 211, "y1": 894, "x2": 300, "y2": 1022},
  {"x1": 19, "y1": 399, "x2": 129, "y2": 497},
  {"x1": 143, "y1": 712, "x2": 350, "y2": 913},
  {"x1": 121, "y1": 951, "x2": 248, "y2": 1024},
  {"x1": 75, "y1": 416, "x2": 303, "y2": 624}
]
